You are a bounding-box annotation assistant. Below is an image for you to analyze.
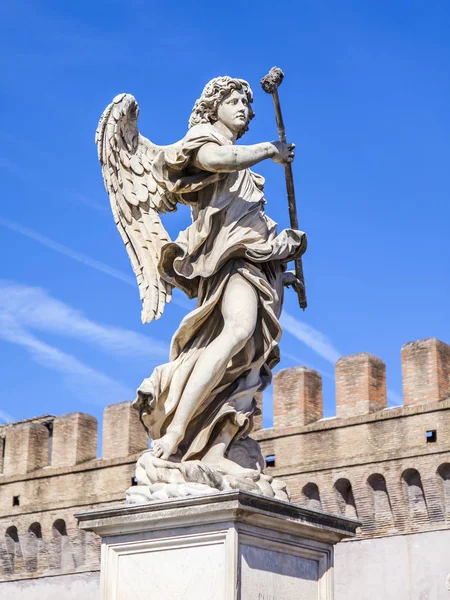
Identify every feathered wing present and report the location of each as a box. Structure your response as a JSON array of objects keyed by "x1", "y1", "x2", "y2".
[{"x1": 96, "y1": 93, "x2": 177, "y2": 323}]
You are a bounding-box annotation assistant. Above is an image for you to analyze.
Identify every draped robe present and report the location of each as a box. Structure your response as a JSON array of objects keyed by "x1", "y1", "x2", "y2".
[{"x1": 135, "y1": 123, "x2": 306, "y2": 461}]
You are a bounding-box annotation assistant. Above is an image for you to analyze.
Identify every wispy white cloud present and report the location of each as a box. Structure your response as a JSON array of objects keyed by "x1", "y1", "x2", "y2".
[
  {"x1": 0, "y1": 281, "x2": 168, "y2": 360},
  {"x1": 280, "y1": 350, "x2": 334, "y2": 380},
  {"x1": 0, "y1": 215, "x2": 191, "y2": 411},
  {"x1": 70, "y1": 192, "x2": 109, "y2": 213},
  {"x1": 282, "y1": 350, "x2": 307, "y2": 365},
  {"x1": 282, "y1": 310, "x2": 403, "y2": 404},
  {"x1": 0, "y1": 313, "x2": 133, "y2": 406},
  {"x1": 0, "y1": 136, "x2": 190, "y2": 310},
  {"x1": 281, "y1": 311, "x2": 341, "y2": 364},
  {"x1": 0, "y1": 281, "x2": 172, "y2": 408},
  {"x1": 0, "y1": 140, "x2": 108, "y2": 214},
  {"x1": 0, "y1": 409, "x2": 17, "y2": 424},
  {"x1": 0, "y1": 217, "x2": 135, "y2": 285},
  {"x1": 0, "y1": 217, "x2": 192, "y2": 310}
]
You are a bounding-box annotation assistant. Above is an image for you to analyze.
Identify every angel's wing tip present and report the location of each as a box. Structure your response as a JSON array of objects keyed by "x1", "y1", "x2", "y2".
[
  {"x1": 113, "y1": 92, "x2": 134, "y2": 104},
  {"x1": 154, "y1": 310, "x2": 165, "y2": 321},
  {"x1": 141, "y1": 309, "x2": 165, "y2": 325}
]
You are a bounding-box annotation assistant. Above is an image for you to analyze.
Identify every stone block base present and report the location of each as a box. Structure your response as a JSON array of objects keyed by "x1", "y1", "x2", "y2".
[{"x1": 76, "y1": 491, "x2": 358, "y2": 600}]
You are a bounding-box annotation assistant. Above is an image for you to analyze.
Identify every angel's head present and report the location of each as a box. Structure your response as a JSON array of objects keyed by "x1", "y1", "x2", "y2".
[{"x1": 188, "y1": 77, "x2": 255, "y2": 139}]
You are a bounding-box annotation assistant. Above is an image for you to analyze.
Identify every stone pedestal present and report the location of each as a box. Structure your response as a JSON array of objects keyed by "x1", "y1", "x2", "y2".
[{"x1": 76, "y1": 491, "x2": 358, "y2": 600}]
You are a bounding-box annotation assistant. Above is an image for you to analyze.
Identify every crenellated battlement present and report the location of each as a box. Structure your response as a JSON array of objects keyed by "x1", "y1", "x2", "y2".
[
  {"x1": 0, "y1": 336, "x2": 449, "y2": 583},
  {"x1": 0, "y1": 337, "x2": 448, "y2": 483},
  {"x1": 0, "y1": 401, "x2": 148, "y2": 478},
  {"x1": 253, "y1": 337, "x2": 450, "y2": 430},
  {"x1": 252, "y1": 336, "x2": 450, "y2": 541},
  {"x1": 0, "y1": 402, "x2": 149, "y2": 583}
]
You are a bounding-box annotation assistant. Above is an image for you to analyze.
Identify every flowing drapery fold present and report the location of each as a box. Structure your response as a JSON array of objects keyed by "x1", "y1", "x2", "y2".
[{"x1": 135, "y1": 124, "x2": 306, "y2": 459}]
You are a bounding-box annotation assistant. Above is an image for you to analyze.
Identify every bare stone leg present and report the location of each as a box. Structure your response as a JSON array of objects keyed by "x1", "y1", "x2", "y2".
[
  {"x1": 202, "y1": 419, "x2": 258, "y2": 477},
  {"x1": 151, "y1": 273, "x2": 258, "y2": 460}
]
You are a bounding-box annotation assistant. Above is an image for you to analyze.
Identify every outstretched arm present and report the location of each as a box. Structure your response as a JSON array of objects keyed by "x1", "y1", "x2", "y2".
[{"x1": 193, "y1": 141, "x2": 294, "y2": 173}]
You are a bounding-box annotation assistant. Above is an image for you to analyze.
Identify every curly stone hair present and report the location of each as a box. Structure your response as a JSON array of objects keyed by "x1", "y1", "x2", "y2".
[{"x1": 188, "y1": 76, "x2": 255, "y2": 139}]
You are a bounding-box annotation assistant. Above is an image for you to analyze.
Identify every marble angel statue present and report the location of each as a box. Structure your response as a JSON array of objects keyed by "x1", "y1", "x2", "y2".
[{"x1": 96, "y1": 76, "x2": 306, "y2": 502}]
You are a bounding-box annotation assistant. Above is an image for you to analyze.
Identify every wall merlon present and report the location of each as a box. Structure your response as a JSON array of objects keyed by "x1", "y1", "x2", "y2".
[
  {"x1": 102, "y1": 401, "x2": 148, "y2": 460},
  {"x1": 273, "y1": 366, "x2": 323, "y2": 429},
  {"x1": 402, "y1": 337, "x2": 450, "y2": 406},
  {"x1": 336, "y1": 352, "x2": 387, "y2": 419},
  {"x1": 3, "y1": 422, "x2": 49, "y2": 476},
  {"x1": 51, "y1": 413, "x2": 98, "y2": 468}
]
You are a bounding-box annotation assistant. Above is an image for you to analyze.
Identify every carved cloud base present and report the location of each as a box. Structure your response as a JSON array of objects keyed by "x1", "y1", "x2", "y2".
[
  {"x1": 76, "y1": 491, "x2": 358, "y2": 600},
  {"x1": 126, "y1": 450, "x2": 289, "y2": 504}
]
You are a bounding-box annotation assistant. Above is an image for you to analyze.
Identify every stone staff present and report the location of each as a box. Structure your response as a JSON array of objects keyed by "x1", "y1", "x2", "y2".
[{"x1": 261, "y1": 66, "x2": 307, "y2": 310}]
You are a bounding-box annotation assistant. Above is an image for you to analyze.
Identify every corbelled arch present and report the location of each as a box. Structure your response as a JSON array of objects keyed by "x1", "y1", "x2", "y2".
[
  {"x1": 302, "y1": 482, "x2": 322, "y2": 511},
  {"x1": 334, "y1": 478, "x2": 358, "y2": 519}
]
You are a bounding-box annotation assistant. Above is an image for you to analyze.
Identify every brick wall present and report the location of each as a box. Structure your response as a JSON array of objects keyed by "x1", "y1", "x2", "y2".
[
  {"x1": 0, "y1": 336, "x2": 449, "y2": 581},
  {"x1": 254, "y1": 336, "x2": 450, "y2": 539},
  {"x1": 0, "y1": 403, "x2": 147, "y2": 582}
]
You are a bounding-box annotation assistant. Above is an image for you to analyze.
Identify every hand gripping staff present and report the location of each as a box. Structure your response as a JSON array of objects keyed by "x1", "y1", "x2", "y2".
[{"x1": 261, "y1": 67, "x2": 307, "y2": 310}]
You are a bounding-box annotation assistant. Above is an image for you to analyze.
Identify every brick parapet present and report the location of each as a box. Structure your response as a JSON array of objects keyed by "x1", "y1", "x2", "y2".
[
  {"x1": 256, "y1": 400, "x2": 450, "y2": 474},
  {"x1": 259, "y1": 442, "x2": 450, "y2": 479},
  {"x1": 0, "y1": 454, "x2": 140, "y2": 518},
  {"x1": 254, "y1": 398, "x2": 450, "y2": 441},
  {"x1": 0, "y1": 453, "x2": 140, "y2": 487}
]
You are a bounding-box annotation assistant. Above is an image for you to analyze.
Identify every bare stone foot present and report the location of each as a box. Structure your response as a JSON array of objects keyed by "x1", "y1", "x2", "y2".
[
  {"x1": 150, "y1": 431, "x2": 182, "y2": 460},
  {"x1": 202, "y1": 455, "x2": 259, "y2": 478}
]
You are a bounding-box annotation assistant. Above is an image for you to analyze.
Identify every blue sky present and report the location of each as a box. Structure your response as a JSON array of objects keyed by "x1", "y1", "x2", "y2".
[{"x1": 0, "y1": 1, "x2": 449, "y2": 435}]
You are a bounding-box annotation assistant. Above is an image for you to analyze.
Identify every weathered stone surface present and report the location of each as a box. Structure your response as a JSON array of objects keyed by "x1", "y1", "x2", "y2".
[
  {"x1": 0, "y1": 572, "x2": 99, "y2": 600},
  {"x1": 335, "y1": 528, "x2": 450, "y2": 600},
  {"x1": 76, "y1": 491, "x2": 357, "y2": 600},
  {"x1": 127, "y1": 451, "x2": 288, "y2": 504}
]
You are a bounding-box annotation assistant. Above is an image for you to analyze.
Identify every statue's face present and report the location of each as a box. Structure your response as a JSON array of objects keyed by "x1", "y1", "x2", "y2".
[{"x1": 216, "y1": 88, "x2": 249, "y2": 134}]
